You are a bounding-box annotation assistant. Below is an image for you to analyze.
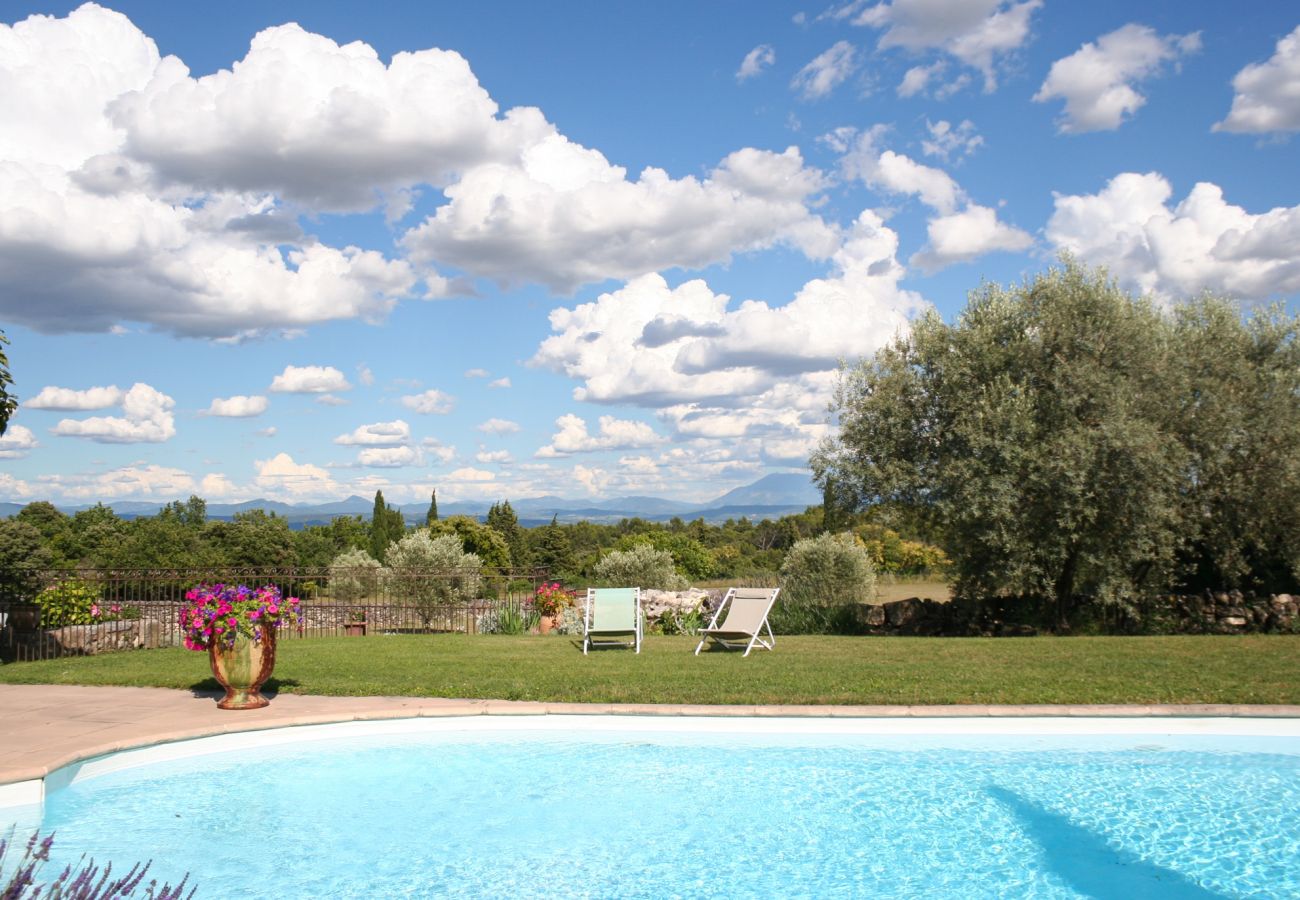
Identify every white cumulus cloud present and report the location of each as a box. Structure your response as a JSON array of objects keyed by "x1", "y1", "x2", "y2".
[
  {"x1": 207, "y1": 395, "x2": 268, "y2": 417},
  {"x1": 537, "y1": 414, "x2": 665, "y2": 457},
  {"x1": 1035, "y1": 24, "x2": 1202, "y2": 133},
  {"x1": 269, "y1": 365, "x2": 351, "y2": 394},
  {"x1": 334, "y1": 420, "x2": 412, "y2": 447},
  {"x1": 1215, "y1": 25, "x2": 1300, "y2": 134},
  {"x1": 1046, "y1": 171, "x2": 1300, "y2": 300},
  {"x1": 911, "y1": 204, "x2": 1035, "y2": 272},
  {"x1": 50, "y1": 382, "x2": 175, "y2": 443},
  {"x1": 400, "y1": 389, "x2": 456, "y2": 415},
  {"x1": 477, "y1": 418, "x2": 521, "y2": 435},
  {"x1": 0, "y1": 425, "x2": 38, "y2": 458},
  {"x1": 842, "y1": 0, "x2": 1043, "y2": 92},
  {"x1": 401, "y1": 141, "x2": 837, "y2": 293},
  {"x1": 357, "y1": 446, "x2": 419, "y2": 468},
  {"x1": 253, "y1": 452, "x2": 338, "y2": 498},
  {"x1": 25, "y1": 385, "x2": 124, "y2": 410}
]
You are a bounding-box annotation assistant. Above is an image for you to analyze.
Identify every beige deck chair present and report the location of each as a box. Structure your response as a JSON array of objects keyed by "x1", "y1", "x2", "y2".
[
  {"x1": 583, "y1": 587, "x2": 642, "y2": 654},
  {"x1": 694, "y1": 587, "x2": 780, "y2": 657}
]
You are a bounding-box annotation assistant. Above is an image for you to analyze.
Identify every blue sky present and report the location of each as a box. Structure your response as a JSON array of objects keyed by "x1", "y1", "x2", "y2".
[{"x1": 0, "y1": 1, "x2": 1297, "y2": 507}]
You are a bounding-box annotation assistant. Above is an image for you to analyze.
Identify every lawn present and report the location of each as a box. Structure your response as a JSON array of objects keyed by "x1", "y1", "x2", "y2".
[{"x1": 1, "y1": 634, "x2": 1297, "y2": 705}]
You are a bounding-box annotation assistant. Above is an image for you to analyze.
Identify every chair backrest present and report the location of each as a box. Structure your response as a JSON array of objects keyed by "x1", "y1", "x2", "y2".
[
  {"x1": 717, "y1": 587, "x2": 779, "y2": 633},
  {"x1": 587, "y1": 587, "x2": 639, "y2": 631}
]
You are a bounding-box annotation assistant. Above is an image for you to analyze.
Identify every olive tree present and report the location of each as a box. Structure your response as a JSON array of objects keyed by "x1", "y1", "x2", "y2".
[
  {"x1": 327, "y1": 547, "x2": 386, "y2": 603},
  {"x1": 385, "y1": 531, "x2": 483, "y2": 624},
  {"x1": 814, "y1": 260, "x2": 1187, "y2": 627}
]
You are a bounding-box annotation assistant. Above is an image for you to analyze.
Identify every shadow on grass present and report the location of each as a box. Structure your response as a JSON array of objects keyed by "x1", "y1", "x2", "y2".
[
  {"x1": 987, "y1": 786, "x2": 1227, "y2": 899},
  {"x1": 188, "y1": 676, "x2": 301, "y2": 698}
]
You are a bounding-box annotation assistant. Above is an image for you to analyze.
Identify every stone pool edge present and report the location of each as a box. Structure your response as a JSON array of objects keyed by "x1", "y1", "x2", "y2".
[{"x1": 2, "y1": 684, "x2": 1298, "y2": 806}]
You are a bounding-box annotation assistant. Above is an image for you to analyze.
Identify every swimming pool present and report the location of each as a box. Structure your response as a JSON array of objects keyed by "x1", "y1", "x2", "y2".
[{"x1": 3, "y1": 716, "x2": 1298, "y2": 898}]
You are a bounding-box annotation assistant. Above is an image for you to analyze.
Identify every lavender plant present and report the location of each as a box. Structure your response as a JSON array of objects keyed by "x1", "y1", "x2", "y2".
[{"x1": 0, "y1": 828, "x2": 194, "y2": 900}]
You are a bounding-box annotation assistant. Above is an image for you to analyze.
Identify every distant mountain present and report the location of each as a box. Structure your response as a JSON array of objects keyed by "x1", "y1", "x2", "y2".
[
  {"x1": 0, "y1": 473, "x2": 820, "y2": 528},
  {"x1": 706, "y1": 472, "x2": 819, "y2": 508}
]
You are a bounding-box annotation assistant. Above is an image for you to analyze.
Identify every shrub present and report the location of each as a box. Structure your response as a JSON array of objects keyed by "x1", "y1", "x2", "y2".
[
  {"x1": 775, "y1": 532, "x2": 876, "y2": 634},
  {"x1": 35, "y1": 579, "x2": 111, "y2": 627},
  {"x1": 0, "y1": 827, "x2": 194, "y2": 899},
  {"x1": 327, "y1": 548, "x2": 385, "y2": 604},
  {"x1": 613, "y1": 533, "x2": 715, "y2": 581},
  {"x1": 386, "y1": 531, "x2": 483, "y2": 624},
  {"x1": 594, "y1": 543, "x2": 687, "y2": 591},
  {"x1": 476, "y1": 601, "x2": 531, "y2": 635}
]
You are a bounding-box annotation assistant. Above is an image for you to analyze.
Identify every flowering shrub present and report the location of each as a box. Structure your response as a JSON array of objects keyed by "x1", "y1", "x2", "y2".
[
  {"x1": 180, "y1": 583, "x2": 301, "y2": 652},
  {"x1": 532, "y1": 582, "x2": 573, "y2": 618},
  {"x1": 0, "y1": 827, "x2": 194, "y2": 899},
  {"x1": 35, "y1": 579, "x2": 124, "y2": 627}
]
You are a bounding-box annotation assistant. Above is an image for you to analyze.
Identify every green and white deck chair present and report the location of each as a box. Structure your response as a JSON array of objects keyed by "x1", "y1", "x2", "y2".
[
  {"x1": 694, "y1": 587, "x2": 780, "y2": 657},
  {"x1": 583, "y1": 587, "x2": 643, "y2": 654}
]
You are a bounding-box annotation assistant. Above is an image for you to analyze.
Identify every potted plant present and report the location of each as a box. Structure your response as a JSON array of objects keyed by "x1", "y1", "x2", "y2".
[
  {"x1": 532, "y1": 582, "x2": 572, "y2": 635},
  {"x1": 345, "y1": 608, "x2": 367, "y2": 637},
  {"x1": 180, "y1": 583, "x2": 301, "y2": 710}
]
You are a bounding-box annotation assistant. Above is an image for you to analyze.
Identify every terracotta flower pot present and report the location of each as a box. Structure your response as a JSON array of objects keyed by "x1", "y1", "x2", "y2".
[
  {"x1": 538, "y1": 614, "x2": 557, "y2": 635},
  {"x1": 345, "y1": 622, "x2": 366, "y2": 637},
  {"x1": 209, "y1": 629, "x2": 277, "y2": 710}
]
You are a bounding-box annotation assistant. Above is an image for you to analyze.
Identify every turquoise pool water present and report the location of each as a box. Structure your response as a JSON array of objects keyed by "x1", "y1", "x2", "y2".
[{"x1": 6, "y1": 721, "x2": 1299, "y2": 898}]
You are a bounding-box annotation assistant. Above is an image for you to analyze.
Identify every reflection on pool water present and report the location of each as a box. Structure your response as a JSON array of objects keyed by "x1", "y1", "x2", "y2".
[{"x1": 3, "y1": 717, "x2": 1298, "y2": 899}]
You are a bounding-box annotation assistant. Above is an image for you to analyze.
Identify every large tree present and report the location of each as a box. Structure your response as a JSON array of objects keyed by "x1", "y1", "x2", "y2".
[
  {"x1": 486, "y1": 500, "x2": 528, "y2": 569},
  {"x1": 369, "y1": 490, "x2": 406, "y2": 563},
  {"x1": 813, "y1": 260, "x2": 1189, "y2": 626},
  {"x1": 0, "y1": 330, "x2": 16, "y2": 436}
]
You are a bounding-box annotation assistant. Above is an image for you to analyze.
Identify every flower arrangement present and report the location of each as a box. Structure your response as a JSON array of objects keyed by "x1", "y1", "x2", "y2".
[
  {"x1": 531, "y1": 582, "x2": 573, "y2": 618},
  {"x1": 346, "y1": 608, "x2": 367, "y2": 624},
  {"x1": 180, "y1": 583, "x2": 301, "y2": 652}
]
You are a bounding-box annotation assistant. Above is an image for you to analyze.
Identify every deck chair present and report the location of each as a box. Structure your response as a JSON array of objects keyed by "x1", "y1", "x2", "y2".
[
  {"x1": 694, "y1": 587, "x2": 779, "y2": 657},
  {"x1": 583, "y1": 587, "x2": 642, "y2": 654}
]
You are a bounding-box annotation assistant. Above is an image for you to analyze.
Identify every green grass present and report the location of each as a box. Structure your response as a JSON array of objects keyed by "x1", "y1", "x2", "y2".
[{"x1": 2, "y1": 634, "x2": 1297, "y2": 705}]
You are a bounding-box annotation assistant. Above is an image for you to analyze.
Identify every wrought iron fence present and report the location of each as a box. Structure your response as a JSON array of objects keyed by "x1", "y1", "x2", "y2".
[{"x1": 0, "y1": 567, "x2": 549, "y2": 662}]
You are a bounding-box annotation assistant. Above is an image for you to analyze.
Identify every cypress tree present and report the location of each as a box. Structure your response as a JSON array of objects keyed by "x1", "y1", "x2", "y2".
[{"x1": 426, "y1": 489, "x2": 438, "y2": 526}]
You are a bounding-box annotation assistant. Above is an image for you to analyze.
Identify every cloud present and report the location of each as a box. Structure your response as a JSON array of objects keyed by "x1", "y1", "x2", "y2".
[
  {"x1": 207, "y1": 395, "x2": 268, "y2": 417},
  {"x1": 25, "y1": 385, "x2": 124, "y2": 411},
  {"x1": 334, "y1": 420, "x2": 412, "y2": 447},
  {"x1": 477, "y1": 418, "x2": 521, "y2": 435},
  {"x1": 400, "y1": 389, "x2": 456, "y2": 414},
  {"x1": 475, "y1": 449, "x2": 512, "y2": 463},
  {"x1": 1046, "y1": 171, "x2": 1300, "y2": 300},
  {"x1": 488, "y1": 377, "x2": 511, "y2": 389},
  {"x1": 1215, "y1": 25, "x2": 1300, "y2": 134},
  {"x1": 50, "y1": 382, "x2": 175, "y2": 443},
  {"x1": 357, "y1": 446, "x2": 419, "y2": 468},
  {"x1": 40, "y1": 463, "x2": 198, "y2": 500},
  {"x1": 315, "y1": 394, "x2": 349, "y2": 407},
  {"x1": 269, "y1": 365, "x2": 351, "y2": 393},
  {"x1": 463, "y1": 368, "x2": 490, "y2": 378},
  {"x1": 0, "y1": 425, "x2": 38, "y2": 458},
  {"x1": 737, "y1": 44, "x2": 776, "y2": 82},
  {"x1": 420, "y1": 437, "x2": 457, "y2": 464},
  {"x1": 532, "y1": 211, "x2": 925, "y2": 411},
  {"x1": 836, "y1": 127, "x2": 1030, "y2": 269},
  {"x1": 356, "y1": 364, "x2": 375, "y2": 386},
  {"x1": 401, "y1": 141, "x2": 837, "y2": 292},
  {"x1": 537, "y1": 413, "x2": 665, "y2": 457},
  {"x1": 847, "y1": 0, "x2": 1042, "y2": 92},
  {"x1": 1034, "y1": 24, "x2": 1202, "y2": 133},
  {"x1": 921, "y1": 119, "x2": 984, "y2": 161},
  {"x1": 910, "y1": 204, "x2": 1034, "y2": 272},
  {"x1": 791, "y1": 41, "x2": 859, "y2": 100},
  {"x1": 253, "y1": 452, "x2": 338, "y2": 498},
  {"x1": 257, "y1": 426, "x2": 277, "y2": 438},
  {"x1": 447, "y1": 466, "x2": 495, "y2": 482}
]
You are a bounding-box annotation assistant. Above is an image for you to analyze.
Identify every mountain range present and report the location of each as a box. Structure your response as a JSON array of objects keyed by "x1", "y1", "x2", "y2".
[{"x1": 0, "y1": 473, "x2": 821, "y2": 528}]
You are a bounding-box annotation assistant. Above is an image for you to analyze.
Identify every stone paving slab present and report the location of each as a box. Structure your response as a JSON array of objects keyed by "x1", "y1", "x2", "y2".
[{"x1": 2, "y1": 684, "x2": 1298, "y2": 787}]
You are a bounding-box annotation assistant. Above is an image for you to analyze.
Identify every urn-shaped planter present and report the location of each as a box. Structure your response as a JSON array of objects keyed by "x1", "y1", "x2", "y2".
[{"x1": 209, "y1": 629, "x2": 277, "y2": 710}]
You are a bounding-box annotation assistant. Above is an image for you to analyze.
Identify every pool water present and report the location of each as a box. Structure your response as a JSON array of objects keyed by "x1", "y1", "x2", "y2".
[{"x1": 7, "y1": 720, "x2": 1300, "y2": 898}]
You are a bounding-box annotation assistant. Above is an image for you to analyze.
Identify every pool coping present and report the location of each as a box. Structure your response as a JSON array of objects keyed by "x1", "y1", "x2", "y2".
[{"x1": 3, "y1": 684, "x2": 1299, "y2": 801}]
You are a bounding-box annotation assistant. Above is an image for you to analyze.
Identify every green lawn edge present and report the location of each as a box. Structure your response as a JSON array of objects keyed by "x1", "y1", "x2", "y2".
[{"x1": 2, "y1": 634, "x2": 1297, "y2": 706}]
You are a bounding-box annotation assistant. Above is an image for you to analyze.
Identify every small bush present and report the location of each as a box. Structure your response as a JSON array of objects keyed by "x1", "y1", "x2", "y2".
[
  {"x1": 594, "y1": 543, "x2": 687, "y2": 591},
  {"x1": 0, "y1": 827, "x2": 194, "y2": 899},
  {"x1": 327, "y1": 548, "x2": 385, "y2": 604},
  {"x1": 386, "y1": 531, "x2": 483, "y2": 624},
  {"x1": 35, "y1": 579, "x2": 112, "y2": 627},
  {"x1": 775, "y1": 532, "x2": 876, "y2": 634}
]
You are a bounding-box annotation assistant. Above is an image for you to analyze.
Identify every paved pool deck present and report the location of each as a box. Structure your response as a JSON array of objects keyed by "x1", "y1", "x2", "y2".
[{"x1": 3, "y1": 684, "x2": 1299, "y2": 789}]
